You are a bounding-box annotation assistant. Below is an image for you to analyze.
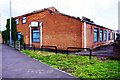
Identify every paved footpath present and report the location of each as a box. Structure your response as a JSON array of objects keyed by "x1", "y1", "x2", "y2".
[
  {"x1": 71, "y1": 45, "x2": 114, "y2": 57},
  {"x1": 0, "y1": 44, "x2": 2, "y2": 79},
  {"x1": 2, "y1": 44, "x2": 78, "y2": 79}
]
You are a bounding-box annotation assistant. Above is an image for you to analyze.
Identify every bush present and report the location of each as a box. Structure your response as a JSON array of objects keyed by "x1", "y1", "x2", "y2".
[{"x1": 20, "y1": 34, "x2": 24, "y2": 45}]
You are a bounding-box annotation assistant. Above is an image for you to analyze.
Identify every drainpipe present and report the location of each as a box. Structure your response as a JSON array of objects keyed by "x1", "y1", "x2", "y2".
[
  {"x1": 83, "y1": 21, "x2": 86, "y2": 51},
  {"x1": 106, "y1": 29, "x2": 108, "y2": 45},
  {"x1": 29, "y1": 25, "x2": 32, "y2": 46},
  {"x1": 40, "y1": 22, "x2": 43, "y2": 48}
]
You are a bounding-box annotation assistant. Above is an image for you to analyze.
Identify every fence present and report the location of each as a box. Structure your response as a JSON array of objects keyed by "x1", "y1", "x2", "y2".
[
  {"x1": 67, "y1": 47, "x2": 92, "y2": 59},
  {"x1": 41, "y1": 45, "x2": 57, "y2": 54},
  {"x1": 23, "y1": 44, "x2": 35, "y2": 51},
  {"x1": 6, "y1": 40, "x2": 20, "y2": 50},
  {"x1": 11, "y1": 40, "x2": 14, "y2": 48},
  {"x1": 5, "y1": 41, "x2": 93, "y2": 59}
]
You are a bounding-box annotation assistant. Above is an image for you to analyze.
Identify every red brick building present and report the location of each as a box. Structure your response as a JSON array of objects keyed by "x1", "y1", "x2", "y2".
[{"x1": 14, "y1": 7, "x2": 114, "y2": 50}]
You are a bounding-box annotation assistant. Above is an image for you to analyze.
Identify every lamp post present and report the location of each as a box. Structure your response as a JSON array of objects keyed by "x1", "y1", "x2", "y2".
[{"x1": 9, "y1": 0, "x2": 12, "y2": 46}]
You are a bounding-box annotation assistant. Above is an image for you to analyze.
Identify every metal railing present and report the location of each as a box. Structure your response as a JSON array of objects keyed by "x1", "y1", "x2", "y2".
[
  {"x1": 6, "y1": 40, "x2": 15, "y2": 48},
  {"x1": 24, "y1": 44, "x2": 35, "y2": 51},
  {"x1": 11, "y1": 40, "x2": 15, "y2": 48},
  {"x1": 41, "y1": 45, "x2": 57, "y2": 54},
  {"x1": 67, "y1": 47, "x2": 92, "y2": 59}
]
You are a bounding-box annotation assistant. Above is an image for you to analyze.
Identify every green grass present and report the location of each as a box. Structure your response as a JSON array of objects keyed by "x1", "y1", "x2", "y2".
[{"x1": 21, "y1": 50, "x2": 120, "y2": 79}]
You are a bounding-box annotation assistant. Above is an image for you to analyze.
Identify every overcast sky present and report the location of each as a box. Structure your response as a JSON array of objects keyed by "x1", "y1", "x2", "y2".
[{"x1": 0, "y1": 0, "x2": 119, "y2": 31}]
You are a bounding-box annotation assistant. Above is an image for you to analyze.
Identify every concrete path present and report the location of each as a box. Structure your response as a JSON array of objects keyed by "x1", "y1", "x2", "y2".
[
  {"x1": 2, "y1": 44, "x2": 78, "y2": 79},
  {"x1": 70, "y1": 46, "x2": 114, "y2": 57},
  {"x1": 0, "y1": 44, "x2": 2, "y2": 79}
]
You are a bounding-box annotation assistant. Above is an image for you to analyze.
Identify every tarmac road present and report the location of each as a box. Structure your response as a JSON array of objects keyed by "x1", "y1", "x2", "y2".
[{"x1": 2, "y1": 44, "x2": 79, "y2": 80}]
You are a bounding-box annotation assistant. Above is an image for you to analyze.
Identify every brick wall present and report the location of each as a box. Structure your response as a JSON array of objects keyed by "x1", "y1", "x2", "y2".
[
  {"x1": 85, "y1": 22, "x2": 113, "y2": 49},
  {"x1": 16, "y1": 10, "x2": 83, "y2": 50},
  {"x1": 16, "y1": 9, "x2": 113, "y2": 50},
  {"x1": 42, "y1": 10, "x2": 83, "y2": 50}
]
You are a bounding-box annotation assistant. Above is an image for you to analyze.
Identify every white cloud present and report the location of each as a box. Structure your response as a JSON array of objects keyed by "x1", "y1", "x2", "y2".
[
  {"x1": 0, "y1": 0, "x2": 119, "y2": 30},
  {"x1": 12, "y1": 0, "x2": 57, "y2": 16}
]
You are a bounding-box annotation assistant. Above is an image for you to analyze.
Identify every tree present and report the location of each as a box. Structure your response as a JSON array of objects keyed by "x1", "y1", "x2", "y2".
[
  {"x1": 20, "y1": 34, "x2": 24, "y2": 45},
  {"x1": 77, "y1": 17, "x2": 80, "y2": 19},
  {"x1": 2, "y1": 18, "x2": 18, "y2": 44},
  {"x1": 2, "y1": 30, "x2": 8, "y2": 44}
]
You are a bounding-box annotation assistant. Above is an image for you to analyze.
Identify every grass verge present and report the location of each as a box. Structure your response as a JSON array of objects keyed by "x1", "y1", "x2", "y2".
[{"x1": 21, "y1": 50, "x2": 120, "y2": 79}]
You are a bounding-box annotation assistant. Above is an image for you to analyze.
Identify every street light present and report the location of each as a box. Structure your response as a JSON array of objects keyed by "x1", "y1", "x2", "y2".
[{"x1": 9, "y1": 0, "x2": 12, "y2": 46}]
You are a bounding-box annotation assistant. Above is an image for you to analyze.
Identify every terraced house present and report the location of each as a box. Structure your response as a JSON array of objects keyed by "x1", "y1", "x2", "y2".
[{"x1": 14, "y1": 7, "x2": 114, "y2": 50}]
